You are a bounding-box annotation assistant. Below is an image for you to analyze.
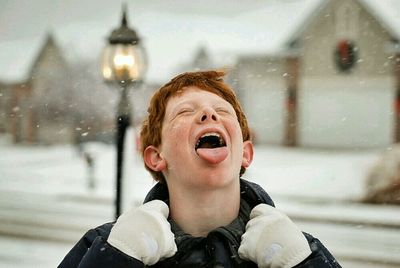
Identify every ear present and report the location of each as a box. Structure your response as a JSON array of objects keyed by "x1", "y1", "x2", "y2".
[
  {"x1": 143, "y1": 145, "x2": 167, "y2": 172},
  {"x1": 241, "y1": 140, "x2": 254, "y2": 168}
]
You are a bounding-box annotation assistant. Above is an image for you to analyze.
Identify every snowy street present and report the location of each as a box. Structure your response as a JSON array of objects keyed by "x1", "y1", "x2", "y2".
[{"x1": 0, "y1": 139, "x2": 399, "y2": 267}]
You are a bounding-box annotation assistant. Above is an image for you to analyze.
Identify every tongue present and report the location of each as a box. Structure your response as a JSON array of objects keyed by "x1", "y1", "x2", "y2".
[{"x1": 196, "y1": 147, "x2": 228, "y2": 164}]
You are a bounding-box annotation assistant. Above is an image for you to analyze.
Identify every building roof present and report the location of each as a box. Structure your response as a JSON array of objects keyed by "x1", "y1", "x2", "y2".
[
  {"x1": 237, "y1": 0, "x2": 400, "y2": 59},
  {"x1": 0, "y1": 37, "x2": 44, "y2": 84},
  {"x1": 1, "y1": 0, "x2": 400, "y2": 84},
  {"x1": 285, "y1": 0, "x2": 400, "y2": 48},
  {"x1": 359, "y1": 0, "x2": 400, "y2": 40}
]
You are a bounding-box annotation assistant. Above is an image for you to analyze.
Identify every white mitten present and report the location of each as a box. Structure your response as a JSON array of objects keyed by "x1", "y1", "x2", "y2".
[
  {"x1": 238, "y1": 204, "x2": 311, "y2": 268},
  {"x1": 107, "y1": 200, "x2": 177, "y2": 265}
]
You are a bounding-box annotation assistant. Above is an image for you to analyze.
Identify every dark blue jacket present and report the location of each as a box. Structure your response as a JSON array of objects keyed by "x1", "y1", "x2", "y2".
[{"x1": 59, "y1": 179, "x2": 341, "y2": 267}]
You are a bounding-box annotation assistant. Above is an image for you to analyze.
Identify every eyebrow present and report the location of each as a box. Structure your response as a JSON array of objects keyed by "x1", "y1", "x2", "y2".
[
  {"x1": 166, "y1": 101, "x2": 192, "y2": 122},
  {"x1": 171, "y1": 100, "x2": 193, "y2": 112}
]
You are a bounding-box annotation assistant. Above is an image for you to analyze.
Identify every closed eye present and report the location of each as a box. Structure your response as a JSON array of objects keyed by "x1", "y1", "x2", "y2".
[
  {"x1": 177, "y1": 108, "x2": 194, "y2": 115},
  {"x1": 216, "y1": 107, "x2": 233, "y2": 115}
]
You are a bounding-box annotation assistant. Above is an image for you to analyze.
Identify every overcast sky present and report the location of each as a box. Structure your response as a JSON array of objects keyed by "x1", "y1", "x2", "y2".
[
  {"x1": 1, "y1": 0, "x2": 304, "y2": 82},
  {"x1": 0, "y1": 0, "x2": 272, "y2": 42},
  {"x1": 2, "y1": 0, "x2": 400, "y2": 82}
]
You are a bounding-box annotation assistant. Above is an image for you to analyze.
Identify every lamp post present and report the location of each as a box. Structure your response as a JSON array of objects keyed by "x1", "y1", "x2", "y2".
[{"x1": 101, "y1": 6, "x2": 147, "y2": 219}]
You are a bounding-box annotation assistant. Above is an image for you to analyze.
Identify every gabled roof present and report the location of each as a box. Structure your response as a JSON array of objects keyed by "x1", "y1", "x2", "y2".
[
  {"x1": 285, "y1": 0, "x2": 400, "y2": 48},
  {"x1": 237, "y1": 0, "x2": 400, "y2": 58},
  {"x1": 0, "y1": 32, "x2": 82, "y2": 85},
  {"x1": 0, "y1": 36, "x2": 45, "y2": 84},
  {"x1": 358, "y1": 0, "x2": 400, "y2": 40}
]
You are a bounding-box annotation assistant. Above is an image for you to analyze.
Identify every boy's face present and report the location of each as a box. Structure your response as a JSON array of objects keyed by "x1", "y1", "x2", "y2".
[{"x1": 145, "y1": 86, "x2": 253, "y2": 190}]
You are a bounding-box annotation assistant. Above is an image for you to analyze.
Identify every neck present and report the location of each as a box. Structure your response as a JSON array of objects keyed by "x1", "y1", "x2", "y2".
[{"x1": 168, "y1": 179, "x2": 241, "y2": 237}]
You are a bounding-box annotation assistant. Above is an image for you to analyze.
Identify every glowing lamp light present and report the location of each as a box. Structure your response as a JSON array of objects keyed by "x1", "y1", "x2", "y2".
[{"x1": 101, "y1": 6, "x2": 147, "y2": 84}]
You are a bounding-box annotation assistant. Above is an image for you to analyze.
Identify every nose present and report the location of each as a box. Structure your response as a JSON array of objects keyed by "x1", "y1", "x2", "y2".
[{"x1": 199, "y1": 107, "x2": 218, "y2": 123}]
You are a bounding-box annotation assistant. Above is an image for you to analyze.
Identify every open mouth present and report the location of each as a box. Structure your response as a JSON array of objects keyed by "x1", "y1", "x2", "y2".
[{"x1": 195, "y1": 132, "x2": 226, "y2": 151}]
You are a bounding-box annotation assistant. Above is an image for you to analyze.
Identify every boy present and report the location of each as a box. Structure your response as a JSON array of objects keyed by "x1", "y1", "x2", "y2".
[{"x1": 59, "y1": 71, "x2": 340, "y2": 267}]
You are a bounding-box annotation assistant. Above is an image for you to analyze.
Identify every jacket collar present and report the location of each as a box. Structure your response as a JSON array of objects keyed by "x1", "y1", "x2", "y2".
[{"x1": 143, "y1": 178, "x2": 275, "y2": 209}]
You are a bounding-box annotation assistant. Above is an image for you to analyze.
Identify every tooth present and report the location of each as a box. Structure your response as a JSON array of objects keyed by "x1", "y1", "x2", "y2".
[{"x1": 201, "y1": 132, "x2": 220, "y2": 138}]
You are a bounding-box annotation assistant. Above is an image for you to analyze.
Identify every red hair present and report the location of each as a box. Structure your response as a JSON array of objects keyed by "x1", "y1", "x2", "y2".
[{"x1": 140, "y1": 70, "x2": 250, "y2": 182}]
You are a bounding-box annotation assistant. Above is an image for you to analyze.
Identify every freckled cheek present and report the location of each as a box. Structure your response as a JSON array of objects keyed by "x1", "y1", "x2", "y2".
[{"x1": 167, "y1": 122, "x2": 190, "y2": 146}]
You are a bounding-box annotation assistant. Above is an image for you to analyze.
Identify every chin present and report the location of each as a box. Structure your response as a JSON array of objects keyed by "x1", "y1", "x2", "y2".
[{"x1": 196, "y1": 171, "x2": 239, "y2": 190}]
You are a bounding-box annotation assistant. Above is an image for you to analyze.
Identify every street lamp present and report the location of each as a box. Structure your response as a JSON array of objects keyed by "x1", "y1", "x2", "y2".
[{"x1": 101, "y1": 5, "x2": 147, "y2": 219}]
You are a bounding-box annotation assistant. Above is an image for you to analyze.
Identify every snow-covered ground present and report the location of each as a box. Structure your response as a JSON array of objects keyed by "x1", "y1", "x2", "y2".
[
  {"x1": 0, "y1": 130, "x2": 383, "y2": 204},
  {"x1": 0, "y1": 132, "x2": 399, "y2": 267}
]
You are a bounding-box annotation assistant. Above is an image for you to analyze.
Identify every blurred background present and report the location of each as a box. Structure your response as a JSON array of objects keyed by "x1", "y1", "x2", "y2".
[{"x1": 0, "y1": 0, "x2": 400, "y2": 267}]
